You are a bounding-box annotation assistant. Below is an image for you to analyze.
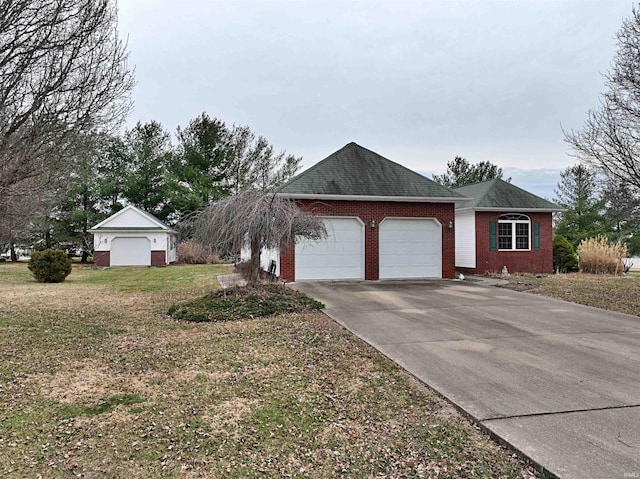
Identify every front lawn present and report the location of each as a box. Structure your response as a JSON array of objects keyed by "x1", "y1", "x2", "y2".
[
  {"x1": 506, "y1": 272, "x2": 640, "y2": 317},
  {"x1": 0, "y1": 263, "x2": 536, "y2": 478}
]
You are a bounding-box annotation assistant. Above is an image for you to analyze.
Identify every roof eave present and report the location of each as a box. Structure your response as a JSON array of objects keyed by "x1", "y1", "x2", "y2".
[
  {"x1": 276, "y1": 193, "x2": 471, "y2": 204},
  {"x1": 456, "y1": 206, "x2": 566, "y2": 213},
  {"x1": 89, "y1": 227, "x2": 178, "y2": 234}
]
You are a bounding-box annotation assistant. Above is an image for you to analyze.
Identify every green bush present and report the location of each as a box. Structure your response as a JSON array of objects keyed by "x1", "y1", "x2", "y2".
[
  {"x1": 553, "y1": 234, "x2": 579, "y2": 273},
  {"x1": 28, "y1": 249, "x2": 73, "y2": 283}
]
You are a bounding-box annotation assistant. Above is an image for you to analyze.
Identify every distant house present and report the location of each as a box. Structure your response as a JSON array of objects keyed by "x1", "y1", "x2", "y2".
[
  {"x1": 89, "y1": 205, "x2": 177, "y2": 267},
  {"x1": 275, "y1": 142, "x2": 468, "y2": 281},
  {"x1": 452, "y1": 178, "x2": 564, "y2": 275}
]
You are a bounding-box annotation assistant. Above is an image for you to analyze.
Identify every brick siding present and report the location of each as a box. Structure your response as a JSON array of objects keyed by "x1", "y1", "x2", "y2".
[
  {"x1": 462, "y1": 211, "x2": 553, "y2": 275},
  {"x1": 151, "y1": 250, "x2": 166, "y2": 266},
  {"x1": 94, "y1": 250, "x2": 110, "y2": 267},
  {"x1": 280, "y1": 199, "x2": 456, "y2": 282}
]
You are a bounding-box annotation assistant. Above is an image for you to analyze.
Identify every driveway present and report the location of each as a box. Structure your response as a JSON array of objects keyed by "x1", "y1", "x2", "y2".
[{"x1": 294, "y1": 279, "x2": 640, "y2": 479}]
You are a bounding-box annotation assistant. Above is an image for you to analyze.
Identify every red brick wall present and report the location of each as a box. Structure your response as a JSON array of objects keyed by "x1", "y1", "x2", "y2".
[
  {"x1": 280, "y1": 200, "x2": 456, "y2": 282},
  {"x1": 94, "y1": 250, "x2": 110, "y2": 267},
  {"x1": 465, "y1": 211, "x2": 554, "y2": 275},
  {"x1": 151, "y1": 250, "x2": 166, "y2": 266}
]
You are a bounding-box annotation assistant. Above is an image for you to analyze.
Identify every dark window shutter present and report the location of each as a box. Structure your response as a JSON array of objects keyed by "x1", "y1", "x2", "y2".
[
  {"x1": 534, "y1": 222, "x2": 540, "y2": 251},
  {"x1": 490, "y1": 221, "x2": 497, "y2": 251}
]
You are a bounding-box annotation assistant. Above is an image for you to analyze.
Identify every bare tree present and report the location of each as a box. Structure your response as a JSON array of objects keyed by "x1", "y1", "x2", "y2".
[
  {"x1": 182, "y1": 190, "x2": 326, "y2": 283},
  {"x1": 564, "y1": 7, "x2": 640, "y2": 189},
  {"x1": 0, "y1": 0, "x2": 134, "y2": 234}
]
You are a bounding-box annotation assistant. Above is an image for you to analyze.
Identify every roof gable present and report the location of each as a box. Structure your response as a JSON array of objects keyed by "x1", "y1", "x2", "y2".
[
  {"x1": 89, "y1": 205, "x2": 174, "y2": 231},
  {"x1": 278, "y1": 142, "x2": 466, "y2": 200},
  {"x1": 453, "y1": 178, "x2": 563, "y2": 211}
]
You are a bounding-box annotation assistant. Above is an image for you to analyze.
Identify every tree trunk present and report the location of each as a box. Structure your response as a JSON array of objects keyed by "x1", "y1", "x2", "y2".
[
  {"x1": 81, "y1": 251, "x2": 89, "y2": 263},
  {"x1": 10, "y1": 244, "x2": 17, "y2": 262},
  {"x1": 249, "y1": 238, "x2": 261, "y2": 284}
]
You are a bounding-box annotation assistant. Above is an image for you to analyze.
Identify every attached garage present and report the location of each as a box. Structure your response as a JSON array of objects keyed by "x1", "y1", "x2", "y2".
[
  {"x1": 295, "y1": 217, "x2": 364, "y2": 280},
  {"x1": 276, "y1": 142, "x2": 468, "y2": 281},
  {"x1": 379, "y1": 218, "x2": 442, "y2": 279},
  {"x1": 110, "y1": 237, "x2": 151, "y2": 266}
]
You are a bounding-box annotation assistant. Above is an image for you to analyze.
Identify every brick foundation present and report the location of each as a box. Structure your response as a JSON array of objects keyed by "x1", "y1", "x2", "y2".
[
  {"x1": 280, "y1": 199, "x2": 456, "y2": 282},
  {"x1": 94, "y1": 250, "x2": 110, "y2": 267},
  {"x1": 466, "y1": 211, "x2": 554, "y2": 275},
  {"x1": 151, "y1": 250, "x2": 166, "y2": 266}
]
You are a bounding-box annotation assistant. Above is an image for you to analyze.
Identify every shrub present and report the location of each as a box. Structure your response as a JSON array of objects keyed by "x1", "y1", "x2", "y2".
[
  {"x1": 577, "y1": 236, "x2": 628, "y2": 274},
  {"x1": 553, "y1": 235, "x2": 579, "y2": 273},
  {"x1": 177, "y1": 241, "x2": 220, "y2": 264},
  {"x1": 167, "y1": 283, "x2": 324, "y2": 322},
  {"x1": 28, "y1": 249, "x2": 72, "y2": 283}
]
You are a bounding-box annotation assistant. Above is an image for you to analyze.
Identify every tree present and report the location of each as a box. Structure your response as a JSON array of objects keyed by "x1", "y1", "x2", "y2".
[
  {"x1": 564, "y1": 7, "x2": 640, "y2": 189},
  {"x1": 554, "y1": 164, "x2": 606, "y2": 248},
  {"x1": 121, "y1": 121, "x2": 175, "y2": 222},
  {"x1": 172, "y1": 113, "x2": 230, "y2": 214},
  {"x1": 223, "y1": 125, "x2": 301, "y2": 194},
  {"x1": 182, "y1": 190, "x2": 326, "y2": 283},
  {"x1": 432, "y1": 157, "x2": 505, "y2": 187},
  {"x1": 0, "y1": 0, "x2": 134, "y2": 235}
]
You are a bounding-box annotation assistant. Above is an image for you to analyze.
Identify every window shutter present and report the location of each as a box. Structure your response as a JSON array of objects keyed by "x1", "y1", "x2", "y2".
[
  {"x1": 534, "y1": 222, "x2": 540, "y2": 251},
  {"x1": 490, "y1": 221, "x2": 497, "y2": 251}
]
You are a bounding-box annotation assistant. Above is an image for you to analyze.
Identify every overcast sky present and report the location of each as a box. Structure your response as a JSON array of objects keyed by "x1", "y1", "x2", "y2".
[{"x1": 118, "y1": 0, "x2": 634, "y2": 199}]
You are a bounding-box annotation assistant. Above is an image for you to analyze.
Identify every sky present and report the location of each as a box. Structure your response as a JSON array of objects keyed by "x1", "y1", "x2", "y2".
[{"x1": 117, "y1": 0, "x2": 634, "y2": 199}]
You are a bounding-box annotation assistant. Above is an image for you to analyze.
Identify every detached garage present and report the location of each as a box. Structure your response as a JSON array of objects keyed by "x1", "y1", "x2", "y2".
[
  {"x1": 276, "y1": 142, "x2": 468, "y2": 281},
  {"x1": 89, "y1": 205, "x2": 177, "y2": 267}
]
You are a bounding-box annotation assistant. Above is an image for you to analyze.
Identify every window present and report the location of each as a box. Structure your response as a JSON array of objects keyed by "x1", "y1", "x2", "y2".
[{"x1": 498, "y1": 214, "x2": 530, "y2": 250}]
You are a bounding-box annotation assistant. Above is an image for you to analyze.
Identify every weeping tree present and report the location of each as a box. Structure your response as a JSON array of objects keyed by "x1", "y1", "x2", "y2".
[{"x1": 182, "y1": 190, "x2": 326, "y2": 283}]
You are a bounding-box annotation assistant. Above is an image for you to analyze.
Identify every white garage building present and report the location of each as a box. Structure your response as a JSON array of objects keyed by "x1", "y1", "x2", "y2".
[{"x1": 89, "y1": 205, "x2": 177, "y2": 267}]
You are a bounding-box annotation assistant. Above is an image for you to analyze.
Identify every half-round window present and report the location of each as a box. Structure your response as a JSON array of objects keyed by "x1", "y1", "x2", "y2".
[{"x1": 498, "y1": 214, "x2": 530, "y2": 250}]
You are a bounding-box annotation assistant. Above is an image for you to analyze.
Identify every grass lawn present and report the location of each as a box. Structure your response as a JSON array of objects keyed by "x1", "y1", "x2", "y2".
[
  {"x1": 506, "y1": 272, "x2": 640, "y2": 317},
  {"x1": 0, "y1": 262, "x2": 536, "y2": 478}
]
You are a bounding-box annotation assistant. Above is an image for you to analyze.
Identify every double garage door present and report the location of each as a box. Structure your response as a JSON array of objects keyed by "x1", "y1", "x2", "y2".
[{"x1": 295, "y1": 217, "x2": 441, "y2": 280}]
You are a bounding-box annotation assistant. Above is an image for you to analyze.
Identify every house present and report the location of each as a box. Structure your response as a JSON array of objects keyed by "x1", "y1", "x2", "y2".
[
  {"x1": 452, "y1": 178, "x2": 563, "y2": 275},
  {"x1": 89, "y1": 205, "x2": 178, "y2": 267},
  {"x1": 274, "y1": 142, "x2": 469, "y2": 281}
]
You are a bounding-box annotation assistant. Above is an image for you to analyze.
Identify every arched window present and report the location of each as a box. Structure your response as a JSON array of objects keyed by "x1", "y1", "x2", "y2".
[{"x1": 498, "y1": 214, "x2": 530, "y2": 250}]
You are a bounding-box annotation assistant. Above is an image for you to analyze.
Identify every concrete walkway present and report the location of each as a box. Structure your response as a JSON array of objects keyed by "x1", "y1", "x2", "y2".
[{"x1": 294, "y1": 280, "x2": 640, "y2": 479}]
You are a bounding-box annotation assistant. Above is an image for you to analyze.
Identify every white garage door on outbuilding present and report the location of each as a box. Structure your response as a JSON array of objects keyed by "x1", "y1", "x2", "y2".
[
  {"x1": 295, "y1": 217, "x2": 364, "y2": 281},
  {"x1": 110, "y1": 237, "x2": 151, "y2": 266},
  {"x1": 379, "y1": 218, "x2": 441, "y2": 279}
]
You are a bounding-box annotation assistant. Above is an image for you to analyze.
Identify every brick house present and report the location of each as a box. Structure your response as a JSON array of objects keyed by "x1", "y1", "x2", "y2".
[
  {"x1": 452, "y1": 178, "x2": 564, "y2": 275},
  {"x1": 275, "y1": 142, "x2": 468, "y2": 282}
]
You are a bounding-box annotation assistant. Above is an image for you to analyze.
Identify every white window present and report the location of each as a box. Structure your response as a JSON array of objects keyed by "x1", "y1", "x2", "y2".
[{"x1": 498, "y1": 214, "x2": 530, "y2": 250}]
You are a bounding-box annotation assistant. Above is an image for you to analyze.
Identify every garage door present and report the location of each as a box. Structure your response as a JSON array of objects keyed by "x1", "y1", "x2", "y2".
[
  {"x1": 295, "y1": 217, "x2": 364, "y2": 280},
  {"x1": 110, "y1": 237, "x2": 151, "y2": 266},
  {"x1": 379, "y1": 218, "x2": 441, "y2": 279}
]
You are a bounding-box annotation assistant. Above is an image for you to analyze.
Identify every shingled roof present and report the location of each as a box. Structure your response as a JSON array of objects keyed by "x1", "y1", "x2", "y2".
[
  {"x1": 277, "y1": 142, "x2": 467, "y2": 201},
  {"x1": 453, "y1": 178, "x2": 563, "y2": 211}
]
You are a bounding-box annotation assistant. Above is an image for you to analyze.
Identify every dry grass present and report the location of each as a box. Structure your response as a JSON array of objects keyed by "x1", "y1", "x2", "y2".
[
  {"x1": 577, "y1": 236, "x2": 627, "y2": 275},
  {"x1": 526, "y1": 272, "x2": 640, "y2": 316},
  {"x1": 0, "y1": 262, "x2": 536, "y2": 478}
]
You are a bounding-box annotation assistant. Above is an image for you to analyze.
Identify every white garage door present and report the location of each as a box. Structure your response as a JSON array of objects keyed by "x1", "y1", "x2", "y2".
[
  {"x1": 110, "y1": 237, "x2": 151, "y2": 266},
  {"x1": 379, "y1": 218, "x2": 441, "y2": 279},
  {"x1": 295, "y1": 217, "x2": 364, "y2": 280}
]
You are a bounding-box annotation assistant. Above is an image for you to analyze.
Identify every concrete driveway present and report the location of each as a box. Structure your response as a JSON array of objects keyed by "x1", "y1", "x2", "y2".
[{"x1": 294, "y1": 279, "x2": 640, "y2": 479}]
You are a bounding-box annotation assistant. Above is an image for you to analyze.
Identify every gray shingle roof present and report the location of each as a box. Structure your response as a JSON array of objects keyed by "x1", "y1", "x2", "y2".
[
  {"x1": 278, "y1": 142, "x2": 466, "y2": 200},
  {"x1": 453, "y1": 178, "x2": 563, "y2": 211}
]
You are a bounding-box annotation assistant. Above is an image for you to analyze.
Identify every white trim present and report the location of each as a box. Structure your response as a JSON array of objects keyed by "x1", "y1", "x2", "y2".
[
  {"x1": 456, "y1": 206, "x2": 565, "y2": 213},
  {"x1": 89, "y1": 205, "x2": 173, "y2": 231},
  {"x1": 498, "y1": 214, "x2": 531, "y2": 251},
  {"x1": 277, "y1": 193, "x2": 470, "y2": 203}
]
